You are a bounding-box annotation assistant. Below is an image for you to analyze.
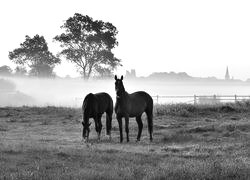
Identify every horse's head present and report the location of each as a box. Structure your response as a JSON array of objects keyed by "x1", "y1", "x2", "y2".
[
  {"x1": 114, "y1": 75, "x2": 125, "y2": 97},
  {"x1": 82, "y1": 121, "x2": 91, "y2": 142}
]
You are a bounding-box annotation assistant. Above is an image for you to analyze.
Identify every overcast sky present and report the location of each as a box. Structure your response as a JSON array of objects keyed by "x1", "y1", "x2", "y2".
[{"x1": 1, "y1": 0, "x2": 250, "y2": 80}]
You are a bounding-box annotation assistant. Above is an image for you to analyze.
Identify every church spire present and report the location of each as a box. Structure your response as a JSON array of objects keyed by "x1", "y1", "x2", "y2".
[{"x1": 225, "y1": 66, "x2": 230, "y2": 80}]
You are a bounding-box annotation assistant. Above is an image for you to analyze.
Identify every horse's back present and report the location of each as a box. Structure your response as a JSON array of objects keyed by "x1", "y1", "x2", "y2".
[
  {"x1": 130, "y1": 91, "x2": 153, "y2": 105},
  {"x1": 94, "y1": 92, "x2": 113, "y2": 113},
  {"x1": 128, "y1": 91, "x2": 153, "y2": 116},
  {"x1": 82, "y1": 92, "x2": 113, "y2": 116},
  {"x1": 95, "y1": 92, "x2": 112, "y2": 100}
]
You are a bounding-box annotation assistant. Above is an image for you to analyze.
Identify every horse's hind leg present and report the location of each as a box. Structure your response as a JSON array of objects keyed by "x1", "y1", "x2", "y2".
[
  {"x1": 136, "y1": 115, "x2": 143, "y2": 141},
  {"x1": 106, "y1": 111, "x2": 112, "y2": 140},
  {"x1": 146, "y1": 111, "x2": 153, "y2": 142},
  {"x1": 95, "y1": 114, "x2": 102, "y2": 141}
]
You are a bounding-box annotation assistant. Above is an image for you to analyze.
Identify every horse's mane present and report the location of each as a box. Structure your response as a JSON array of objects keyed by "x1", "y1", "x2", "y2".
[
  {"x1": 83, "y1": 93, "x2": 95, "y2": 110},
  {"x1": 120, "y1": 81, "x2": 126, "y2": 91}
]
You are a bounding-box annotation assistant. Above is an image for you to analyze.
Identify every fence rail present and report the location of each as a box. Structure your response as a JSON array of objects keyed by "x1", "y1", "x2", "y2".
[
  {"x1": 75, "y1": 95, "x2": 250, "y2": 105},
  {"x1": 152, "y1": 95, "x2": 250, "y2": 104}
]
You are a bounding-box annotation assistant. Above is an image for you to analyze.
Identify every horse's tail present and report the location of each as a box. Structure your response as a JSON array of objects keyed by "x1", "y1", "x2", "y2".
[
  {"x1": 146, "y1": 95, "x2": 153, "y2": 141},
  {"x1": 146, "y1": 106, "x2": 153, "y2": 130}
]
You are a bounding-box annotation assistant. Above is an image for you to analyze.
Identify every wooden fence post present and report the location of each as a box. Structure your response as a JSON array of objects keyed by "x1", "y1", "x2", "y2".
[
  {"x1": 194, "y1": 95, "x2": 197, "y2": 105},
  {"x1": 235, "y1": 95, "x2": 237, "y2": 102},
  {"x1": 156, "y1": 95, "x2": 159, "y2": 104}
]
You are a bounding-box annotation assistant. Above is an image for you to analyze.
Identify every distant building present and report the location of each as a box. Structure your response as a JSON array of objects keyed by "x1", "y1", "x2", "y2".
[
  {"x1": 125, "y1": 69, "x2": 136, "y2": 78},
  {"x1": 225, "y1": 66, "x2": 230, "y2": 80}
]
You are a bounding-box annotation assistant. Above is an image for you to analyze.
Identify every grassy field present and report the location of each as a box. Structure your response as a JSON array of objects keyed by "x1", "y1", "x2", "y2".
[{"x1": 0, "y1": 103, "x2": 250, "y2": 179}]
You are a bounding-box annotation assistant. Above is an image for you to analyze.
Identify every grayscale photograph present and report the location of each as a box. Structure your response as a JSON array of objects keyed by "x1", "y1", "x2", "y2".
[{"x1": 0, "y1": 0, "x2": 250, "y2": 179}]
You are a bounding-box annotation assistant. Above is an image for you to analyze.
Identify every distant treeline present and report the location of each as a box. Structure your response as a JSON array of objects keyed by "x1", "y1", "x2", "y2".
[
  {"x1": 145, "y1": 72, "x2": 247, "y2": 82},
  {"x1": 1, "y1": 66, "x2": 250, "y2": 82}
]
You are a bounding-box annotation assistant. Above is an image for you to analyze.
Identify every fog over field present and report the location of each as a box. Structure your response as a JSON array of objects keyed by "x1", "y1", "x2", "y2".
[
  {"x1": 0, "y1": 77, "x2": 114, "y2": 107},
  {"x1": 1, "y1": 76, "x2": 250, "y2": 107}
]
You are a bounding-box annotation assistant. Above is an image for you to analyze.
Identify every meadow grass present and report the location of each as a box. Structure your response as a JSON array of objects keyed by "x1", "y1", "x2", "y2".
[
  {"x1": 0, "y1": 143, "x2": 249, "y2": 180},
  {"x1": 154, "y1": 100, "x2": 250, "y2": 117},
  {"x1": 0, "y1": 145, "x2": 249, "y2": 180},
  {"x1": 0, "y1": 103, "x2": 249, "y2": 179}
]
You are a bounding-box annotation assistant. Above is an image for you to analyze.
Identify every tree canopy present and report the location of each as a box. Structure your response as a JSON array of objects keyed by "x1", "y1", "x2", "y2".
[
  {"x1": 9, "y1": 35, "x2": 60, "y2": 77},
  {"x1": 54, "y1": 13, "x2": 121, "y2": 79}
]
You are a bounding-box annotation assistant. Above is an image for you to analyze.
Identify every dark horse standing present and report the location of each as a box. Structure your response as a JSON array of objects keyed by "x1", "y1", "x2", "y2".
[
  {"x1": 82, "y1": 92, "x2": 113, "y2": 142},
  {"x1": 114, "y1": 75, "x2": 153, "y2": 142}
]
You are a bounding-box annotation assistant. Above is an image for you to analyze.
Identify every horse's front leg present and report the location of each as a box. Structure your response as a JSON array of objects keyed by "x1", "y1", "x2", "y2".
[
  {"x1": 117, "y1": 115, "x2": 123, "y2": 143},
  {"x1": 125, "y1": 115, "x2": 129, "y2": 142}
]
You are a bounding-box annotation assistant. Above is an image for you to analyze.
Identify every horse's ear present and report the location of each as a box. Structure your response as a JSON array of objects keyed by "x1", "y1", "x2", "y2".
[
  {"x1": 114, "y1": 75, "x2": 117, "y2": 80},
  {"x1": 121, "y1": 75, "x2": 123, "y2": 80}
]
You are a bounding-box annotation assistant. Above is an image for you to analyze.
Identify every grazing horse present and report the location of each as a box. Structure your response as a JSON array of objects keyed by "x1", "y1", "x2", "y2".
[
  {"x1": 82, "y1": 92, "x2": 113, "y2": 142},
  {"x1": 114, "y1": 75, "x2": 153, "y2": 142}
]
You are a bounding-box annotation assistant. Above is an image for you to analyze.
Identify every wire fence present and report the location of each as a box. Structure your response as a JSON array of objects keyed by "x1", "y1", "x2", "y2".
[
  {"x1": 75, "y1": 94, "x2": 250, "y2": 106},
  {"x1": 152, "y1": 95, "x2": 250, "y2": 104}
]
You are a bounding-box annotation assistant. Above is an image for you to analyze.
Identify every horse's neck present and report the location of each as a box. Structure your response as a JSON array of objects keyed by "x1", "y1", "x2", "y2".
[
  {"x1": 117, "y1": 91, "x2": 129, "y2": 104},
  {"x1": 122, "y1": 91, "x2": 129, "y2": 99}
]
